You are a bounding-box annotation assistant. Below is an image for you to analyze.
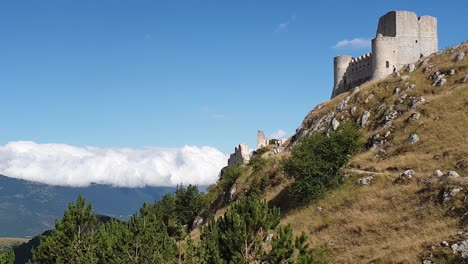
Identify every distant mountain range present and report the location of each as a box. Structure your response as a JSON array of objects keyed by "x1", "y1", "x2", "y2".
[{"x1": 0, "y1": 174, "x2": 177, "y2": 238}]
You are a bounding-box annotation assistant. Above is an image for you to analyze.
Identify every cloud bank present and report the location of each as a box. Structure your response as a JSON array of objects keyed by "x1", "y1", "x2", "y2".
[
  {"x1": 0, "y1": 141, "x2": 228, "y2": 188},
  {"x1": 333, "y1": 38, "x2": 370, "y2": 49}
]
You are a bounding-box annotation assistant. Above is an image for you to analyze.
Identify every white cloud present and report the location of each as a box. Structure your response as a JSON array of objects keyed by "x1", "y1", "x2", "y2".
[
  {"x1": 275, "y1": 14, "x2": 296, "y2": 33},
  {"x1": 0, "y1": 141, "x2": 228, "y2": 188},
  {"x1": 333, "y1": 38, "x2": 370, "y2": 49},
  {"x1": 271, "y1": 130, "x2": 287, "y2": 139}
]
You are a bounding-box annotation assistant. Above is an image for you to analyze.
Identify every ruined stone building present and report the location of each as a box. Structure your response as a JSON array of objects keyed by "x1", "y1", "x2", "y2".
[
  {"x1": 332, "y1": 11, "x2": 438, "y2": 98},
  {"x1": 256, "y1": 130, "x2": 269, "y2": 149},
  {"x1": 227, "y1": 143, "x2": 250, "y2": 167}
]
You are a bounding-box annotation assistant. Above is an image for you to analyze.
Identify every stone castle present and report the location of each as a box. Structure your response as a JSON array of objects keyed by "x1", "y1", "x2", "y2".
[
  {"x1": 332, "y1": 11, "x2": 438, "y2": 98},
  {"x1": 227, "y1": 130, "x2": 288, "y2": 167}
]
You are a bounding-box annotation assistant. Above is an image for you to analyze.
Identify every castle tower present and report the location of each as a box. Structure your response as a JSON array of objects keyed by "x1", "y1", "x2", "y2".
[
  {"x1": 256, "y1": 130, "x2": 269, "y2": 149},
  {"x1": 331, "y1": 10, "x2": 438, "y2": 98},
  {"x1": 332, "y1": 55, "x2": 353, "y2": 98},
  {"x1": 371, "y1": 11, "x2": 438, "y2": 79}
]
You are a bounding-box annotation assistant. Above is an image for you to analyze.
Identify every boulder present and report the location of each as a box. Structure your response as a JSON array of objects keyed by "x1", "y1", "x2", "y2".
[
  {"x1": 364, "y1": 94, "x2": 374, "y2": 104},
  {"x1": 453, "y1": 240, "x2": 468, "y2": 258},
  {"x1": 407, "y1": 63, "x2": 416, "y2": 72},
  {"x1": 410, "y1": 97, "x2": 427, "y2": 108},
  {"x1": 455, "y1": 52, "x2": 465, "y2": 62},
  {"x1": 407, "y1": 134, "x2": 420, "y2": 144},
  {"x1": 409, "y1": 112, "x2": 421, "y2": 120},
  {"x1": 463, "y1": 74, "x2": 468, "y2": 83},
  {"x1": 394, "y1": 87, "x2": 400, "y2": 95},
  {"x1": 442, "y1": 187, "x2": 463, "y2": 203},
  {"x1": 357, "y1": 176, "x2": 373, "y2": 186},
  {"x1": 336, "y1": 96, "x2": 350, "y2": 112},
  {"x1": 192, "y1": 216, "x2": 204, "y2": 230},
  {"x1": 448, "y1": 171, "x2": 460, "y2": 178},
  {"x1": 360, "y1": 111, "x2": 371, "y2": 127},
  {"x1": 448, "y1": 69, "x2": 456, "y2": 76},
  {"x1": 396, "y1": 93, "x2": 408, "y2": 105},
  {"x1": 350, "y1": 106, "x2": 357, "y2": 116},
  {"x1": 433, "y1": 170, "x2": 444, "y2": 177},
  {"x1": 331, "y1": 118, "x2": 340, "y2": 131},
  {"x1": 368, "y1": 133, "x2": 383, "y2": 150},
  {"x1": 399, "y1": 169, "x2": 415, "y2": 180}
]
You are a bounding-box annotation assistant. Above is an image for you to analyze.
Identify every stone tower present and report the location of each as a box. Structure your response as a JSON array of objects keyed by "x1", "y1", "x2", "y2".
[
  {"x1": 332, "y1": 11, "x2": 438, "y2": 98},
  {"x1": 256, "y1": 130, "x2": 269, "y2": 149}
]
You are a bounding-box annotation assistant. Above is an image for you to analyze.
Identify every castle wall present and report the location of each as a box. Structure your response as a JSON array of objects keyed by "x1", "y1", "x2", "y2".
[
  {"x1": 332, "y1": 11, "x2": 438, "y2": 98},
  {"x1": 228, "y1": 143, "x2": 250, "y2": 167},
  {"x1": 332, "y1": 54, "x2": 372, "y2": 98}
]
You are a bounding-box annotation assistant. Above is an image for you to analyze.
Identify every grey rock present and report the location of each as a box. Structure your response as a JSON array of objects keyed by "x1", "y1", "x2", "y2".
[
  {"x1": 331, "y1": 118, "x2": 340, "y2": 131},
  {"x1": 399, "y1": 169, "x2": 416, "y2": 180},
  {"x1": 448, "y1": 69, "x2": 456, "y2": 76},
  {"x1": 407, "y1": 134, "x2": 420, "y2": 144},
  {"x1": 401, "y1": 75, "x2": 410, "y2": 81},
  {"x1": 455, "y1": 52, "x2": 465, "y2": 62},
  {"x1": 433, "y1": 73, "x2": 446, "y2": 86},
  {"x1": 409, "y1": 112, "x2": 421, "y2": 120},
  {"x1": 453, "y1": 240, "x2": 468, "y2": 258},
  {"x1": 463, "y1": 74, "x2": 468, "y2": 83},
  {"x1": 350, "y1": 106, "x2": 357, "y2": 116},
  {"x1": 442, "y1": 241, "x2": 450, "y2": 247},
  {"x1": 448, "y1": 171, "x2": 460, "y2": 178},
  {"x1": 364, "y1": 94, "x2": 374, "y2": 104},
  {"x1": 396, "y1": 93, "x2": 408, "y2": 105},
  {"x1": 394, "y1": 87, "x2": 400, "y2": 95},
  {"x1": 357, "y1": 176, "x2": 373, "y2": 186},
  {"x1": 336, "y1": 96, "x2": 350, "y2": 112},
  {"x1": 316, "y1": 207, "x2": 323, "y2": 213},
  {"x1": 410, "y1": 97, "x2": 427, "y2": 108},
  {"x1": 384, "y1": 131, "x2": 391, "y2": 138},
  {"x1": 360, "y1": 111, "x2": 371, "y2": 127},
  {"x1": 407, "y1": 63, "x2": 416, "y2": 72},
  {"x1": 230, "y1": 186, "x2": 236, "y2": 200},
  {"x1": 433, "y1": 170, "x2": 444, "y2": 177},
  {"x1": 384, "y1": 110, "x2": 398, "y2": 123},
  {"x1": 442, "y1": 187, "x2": 463, "y2": 203},
  {"x1": 368, "y1": 133, "x2": 383, "y2": 150},
  {"x1": 452, "y1": 243, "x2": 459, "y2": 253},
  {"x1": 352, "y1": 86, "x2": 360, "y2": 93},
  {"x1": 265, "y1": 234, "x2": 274, "y2": 242},
  {"x1": 424, "y1": 65, "x2": 434, "y2": 74},
  {"x1": 422, "y1": 260, "x2": 432, "y2": 264},
  {"x1": 192, "y1": 216, "x2": 204, "y2": 229}
]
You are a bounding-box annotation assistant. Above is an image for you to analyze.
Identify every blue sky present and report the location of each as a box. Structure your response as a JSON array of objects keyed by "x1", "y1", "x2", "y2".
[{"x1": 0, "y1": 0, "x2": 466, "y2": 154}]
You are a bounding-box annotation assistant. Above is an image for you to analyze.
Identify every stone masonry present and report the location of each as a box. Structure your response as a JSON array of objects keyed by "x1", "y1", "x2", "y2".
[
  {"x1": 332, "y1": 11, "x2": 438, "y2": 98},
  {"x1": 227, "y1": 143, "x2": 250, "y2": 167}
]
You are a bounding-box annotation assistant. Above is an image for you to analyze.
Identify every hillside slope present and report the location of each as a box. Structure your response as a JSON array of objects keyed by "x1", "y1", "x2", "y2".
[{"x1": 208, "y1": 42, "x2": 468, "y2": 263}]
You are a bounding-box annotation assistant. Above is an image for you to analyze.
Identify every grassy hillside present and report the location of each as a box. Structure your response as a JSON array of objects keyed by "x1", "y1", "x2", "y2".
[{"x1": 202, "y1": 42, "x2": 468, "y2": 263}]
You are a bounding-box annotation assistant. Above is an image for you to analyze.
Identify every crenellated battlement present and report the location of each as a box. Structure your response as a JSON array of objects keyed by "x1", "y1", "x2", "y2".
[{"x1": 331, "y1": 11, "x2": 438, "y2": 98}]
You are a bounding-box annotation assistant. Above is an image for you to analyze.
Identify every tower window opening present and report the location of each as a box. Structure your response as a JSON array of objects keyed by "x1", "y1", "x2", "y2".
[
  {"x1": 415, "y1": 40, "x2": 418, "y2": 43},
  {"x1": 386, "y1": 61, "x2": 390, "y2": 68}
]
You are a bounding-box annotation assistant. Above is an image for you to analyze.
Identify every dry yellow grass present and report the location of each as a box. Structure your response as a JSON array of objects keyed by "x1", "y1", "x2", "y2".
[
  {"x1": 0, "y1": 237, "x2": 29, "y2": 247},
  {"x1": 193, "y1": 43, "x2": 468, "y2": 263}
]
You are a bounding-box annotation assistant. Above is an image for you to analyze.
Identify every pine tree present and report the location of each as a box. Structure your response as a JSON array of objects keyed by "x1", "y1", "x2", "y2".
[
  {"x1": 0, "y1": 250, "x2": 15, "y2": 264},
  {"x1": 31, "y1": 195, "x2": 98, "y2": 264}
]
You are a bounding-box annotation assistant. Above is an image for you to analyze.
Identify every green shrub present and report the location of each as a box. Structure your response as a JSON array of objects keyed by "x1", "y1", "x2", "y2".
[
  {"x1": 0, "y1": 250, "x2": 14, "y2": 264},
  {"x1": 284, "y1": 122, "x2": 362, "y2": 205},
  {"x1": 249, "y1": 155, "x2": 267, "y2": 172},
  {"x1": 218, "y1": 166, "x2": 245, "y2": 201},
  {"x1": 196, "y1": 198, "x2": 313, "y2": 263}
]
